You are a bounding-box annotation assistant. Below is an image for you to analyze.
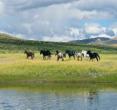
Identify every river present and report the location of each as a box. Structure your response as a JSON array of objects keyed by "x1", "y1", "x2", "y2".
[{"x1": 0, "y1": 86, "x2": 117, "y2": 110}]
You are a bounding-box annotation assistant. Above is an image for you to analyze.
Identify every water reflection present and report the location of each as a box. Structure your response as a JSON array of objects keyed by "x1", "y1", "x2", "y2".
[
  {"x1": 87, "y1": 90, "x2": 99, "y2": 110},
  {"x1": 0, "y1": 87, "x2": 117, "y2": 110}
]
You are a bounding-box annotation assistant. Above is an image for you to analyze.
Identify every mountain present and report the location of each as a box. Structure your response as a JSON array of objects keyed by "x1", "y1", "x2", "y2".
[
  {"x1": 0, "y1": 33, "x2": 23, "y2": 41},
  {"x1": 70, "y1": 37, "x2": 111, "y2": 44},
  {"x1": 103, "y1": 37, "x2": 117, "y2": 46},
  {"x1": 0, "y1": 33, "x2": 117, "y2": 53}
]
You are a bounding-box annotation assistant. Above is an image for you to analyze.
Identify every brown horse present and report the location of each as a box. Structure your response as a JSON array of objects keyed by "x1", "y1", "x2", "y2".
[{"x1": 24, "y1": 50, "x2": 35, "y2": 59}]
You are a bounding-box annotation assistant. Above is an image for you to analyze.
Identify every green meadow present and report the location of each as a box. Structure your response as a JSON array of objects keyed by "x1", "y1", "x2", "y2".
[
  {"x1": 0, "y1": 34, "x2": 117, "y2": 86},
  {"x1": 0, "y1": 53, "x2": 117, "y2": 86}
]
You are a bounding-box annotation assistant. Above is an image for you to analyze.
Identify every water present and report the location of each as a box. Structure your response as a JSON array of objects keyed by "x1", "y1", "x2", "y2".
[{"x1": 0, "y1": 87, "x2": 117, "y2": 110}]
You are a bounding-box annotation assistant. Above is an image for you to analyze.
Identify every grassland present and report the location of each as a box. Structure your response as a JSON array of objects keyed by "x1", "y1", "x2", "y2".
[
  {"x1": 0, "y1": 34, "x2": 117, "y2": 86},
  {"x1": 0, "y1": 53, "x2": 117, "y2": 86}
]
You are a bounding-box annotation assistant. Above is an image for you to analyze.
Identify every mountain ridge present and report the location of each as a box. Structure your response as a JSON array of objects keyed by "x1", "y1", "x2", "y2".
[
  {"x1": 0, "y1": 33, "x2": 117, "y2": 53},
  {"x1": 70, "y1": 37, "x2": 111, "y2": 44}
]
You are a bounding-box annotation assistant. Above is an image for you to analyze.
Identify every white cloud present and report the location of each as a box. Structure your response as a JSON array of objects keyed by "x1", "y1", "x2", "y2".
[
  {"x1": 0, "y1": 1, "x2": 4, "y2": 15},
  {"x1": 90, "y1": 34, "x2": 113, "y2": 39},
  {"x1": 43, "y1": 35, "x2": 73, "y2": 42},
  {"x1": 113, "y1": 28, "x2": 117, "y2": 36},
  {"x1": 73, "y1": 0, "x2": 117, "y2": 17},
  {"x1": 111, "y1": 24, "x2": 117, "y2": 36},
  {"x1": 0, "y1": 0, "x2": 116, "y2": 41},
  {"x1": 84, "y1": 23, "x2": 104, "y2": 35}
]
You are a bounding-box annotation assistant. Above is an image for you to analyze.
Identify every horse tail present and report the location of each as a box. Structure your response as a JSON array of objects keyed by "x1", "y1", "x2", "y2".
[
  {"x1": 97, "y1": 53, "x2": 100, "y2": 60},
  {"x1": 32, "y1": 53, "x2": 35, "y2": 59},
  {"x1": 82, "y1": 53, "x2": 84, "y2": 57}
]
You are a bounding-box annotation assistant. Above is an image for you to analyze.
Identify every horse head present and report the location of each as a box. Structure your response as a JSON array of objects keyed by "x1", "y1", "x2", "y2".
[
  {"x1": 63, "y1": 53, "x2": 66, "y2": 58},
  {"x1": 55, "y1": 50, "x2": 59, "y2": 56},
  {"x1": 24, "y1": 50, "x2": 28, "y2": 54},
  {"x1": 87, "y1": 50, "x2": 91, "y2": 54},
  {"x1": 65, "y1": 50, "x2": 70, "y2": 54},
  {"x1": 40, "y1": 50, "x2": 44, "y2": 54}
]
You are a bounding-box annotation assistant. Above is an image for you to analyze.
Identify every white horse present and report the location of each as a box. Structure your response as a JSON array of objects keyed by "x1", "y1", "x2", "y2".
[
  {"x1": 75, "y1": 52, "x2": 83, "y2": 61},
  {"x1": 81, "y1": 50, "x2": 89, "y2": 60},
  {"x1": 56, "y1": 51, "x2": 66, "y2": 61}
]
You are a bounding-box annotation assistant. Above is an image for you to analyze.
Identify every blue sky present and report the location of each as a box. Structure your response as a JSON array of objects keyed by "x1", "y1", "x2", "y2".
[{"x1": 0, "y1": 0, "x2": 117, "y2": 41}]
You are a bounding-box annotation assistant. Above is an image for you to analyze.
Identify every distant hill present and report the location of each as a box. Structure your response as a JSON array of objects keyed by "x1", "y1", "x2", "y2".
[
  {"x1": 70, "y1": 37, "x2": 117, "y2": 46},
  {"x1": 0, "y1": 33, "x2": 23, "y2": 41},
  {"x1": 0, "y1": 33, "x2": 117, "y2": 53},
  {"x1": 103, "y1": 37, "x2": 117, "y2": 46},
  {"x1": 70, "y1": 37, "x2": 110, "y2": 44}
]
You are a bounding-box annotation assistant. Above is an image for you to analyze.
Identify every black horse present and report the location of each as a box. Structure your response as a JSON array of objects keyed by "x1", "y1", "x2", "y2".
[
  {"x1": 24, "y1": 50, "x2": 34, "y2": 59},
  {"x1": 65, "y1": 50, "x2": 76, "y2": 59},
  {"x1": 40, "y1": 49, "x2": 51, "y2": 60},
  {"x1": 87, "y1": 50, "x2": 100, "y2": 61}
]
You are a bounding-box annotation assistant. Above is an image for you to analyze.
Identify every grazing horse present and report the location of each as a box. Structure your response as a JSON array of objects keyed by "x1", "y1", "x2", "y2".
[
  {"x1": 40, "y1": 50, "x2": 51, "y2": 60},
  {"x1": 24, "y1": 50, "x2": 34, "y2": 59},
  {"x1": 87, "y1": 50, "x2": 100, "y2": 61},
  {"x1": 55, "y1": 50, "x2": 66, "y2": 61},
  {"x1": 75, "y1": 52, "x2": 83, "y2": 61},
  {"x1": 65, "y1": 50, "x2": 76, "y2": 59}
]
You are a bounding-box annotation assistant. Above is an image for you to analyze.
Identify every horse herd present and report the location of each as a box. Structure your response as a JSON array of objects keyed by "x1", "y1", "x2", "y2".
[{"x1": 24, "y1": 49, "x2": 100, "y2": 62}]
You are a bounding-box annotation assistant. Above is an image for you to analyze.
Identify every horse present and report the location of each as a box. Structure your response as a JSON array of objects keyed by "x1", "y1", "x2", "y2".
[
  {"x1": 40, "y1": 49, "x2": 51, "y2": 60},
  {"x1": 75, "y1": 52, "x2": 84, "y2": 61},
  {"x1": 65, "y1": 50, "x2": 76, "y2": 59},
  {"x1": 24, "y1": 50, "x2": 34, "y2": 59},
  {"x1": 55, "y1": 50, "x2": 66, "y2": 61},
  {"x1": 87, "y1": 50, "x2": 100, "y2": 61},
  {"x1": 81, "y1": 50, "x2": 89, "y2": 60}
]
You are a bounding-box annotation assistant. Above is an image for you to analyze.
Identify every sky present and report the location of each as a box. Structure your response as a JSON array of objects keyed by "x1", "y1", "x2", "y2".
[{"x1": 0, "y1": 0, "x2": 117, "y2": 42}]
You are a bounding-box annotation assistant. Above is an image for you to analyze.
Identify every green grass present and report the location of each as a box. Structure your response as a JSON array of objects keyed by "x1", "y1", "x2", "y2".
[{"x1": 0, "y1": 53, "x2": 117, "y2": 86}]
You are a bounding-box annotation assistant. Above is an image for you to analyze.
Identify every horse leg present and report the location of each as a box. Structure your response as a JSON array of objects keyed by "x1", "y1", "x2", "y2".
[
  {"x1": 80, "y1": 57, "x2": 82, "y2": 61},
  {"x1": 31, "y1": 56, "x2": 33, "y2": 60},
  {"x1": 81, "y1": 57, "x2": 82, "y2": 61},
  {"x1": 77, "y1": 56, "x2": 79, "y2": 61},
  {"x1": 27, "y1": 55, "x2": 30, "y2": 59},
  {"x1": 57, "y1": 57, "x2": 59, "y2": 61},
  {"x1": 89, "y1": 58, "x2": 91, "y2": 61},
  {"x1": 43, "y1": 56, "x2": 45, "y2": 60},
  {"x1": 87, "y1": 56, "x2": 89, "y2": 61},
  {"x1": 31, "y1": 55, "x2": 34, "y2": 60},
  {"x1": 96, "y1": 57, "x2": 98, "y2": 62},
  {"x1": 49, "y1": 55, "x2": 51, "y2": 60},
  {"x1": 50, "y1": 55, "x2": 51, "y2": 60},
  {"x1": 47, "y1": 56, "x2": 49, "y2": 60},
  {"x1": 69, "y1": 56, "x2": 71, "y2": 59},
  {"x1": 74, "y1": 56, "x2": 75, "y2": 60},
  {"x1": 31, "y1": 56, "x2": 33, "y2": 59}
]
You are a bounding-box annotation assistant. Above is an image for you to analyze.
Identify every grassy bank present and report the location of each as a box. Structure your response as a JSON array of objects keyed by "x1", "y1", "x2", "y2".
[{"x1": 0, "y1": 53, "x2": 117, "y2": 86}]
